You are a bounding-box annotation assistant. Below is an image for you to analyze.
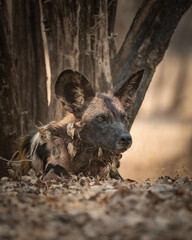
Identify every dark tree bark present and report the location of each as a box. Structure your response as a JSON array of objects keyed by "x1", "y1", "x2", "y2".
[
  {"x1": 0, "y1": 0, "x2": 19, "y2": 175},
  {"x1": 12, "y1": 0, "x2": 48, "y2": 133},
  {"x1": 112, "y1": 0, "x2": 192, "y2": 130},
  {"x1": 0, "y1": 0, "x2": 48, "y2": 175}
]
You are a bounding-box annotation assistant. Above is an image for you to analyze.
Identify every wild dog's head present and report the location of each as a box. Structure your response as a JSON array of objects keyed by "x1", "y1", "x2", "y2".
[{"x1": 55, "y1": 69, "x2": 144, "y2": 152}]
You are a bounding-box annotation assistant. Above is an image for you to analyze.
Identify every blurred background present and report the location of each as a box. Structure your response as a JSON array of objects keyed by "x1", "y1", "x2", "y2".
[{"x1": 116, "y1": 0, "x2": 192, "y2": 180}]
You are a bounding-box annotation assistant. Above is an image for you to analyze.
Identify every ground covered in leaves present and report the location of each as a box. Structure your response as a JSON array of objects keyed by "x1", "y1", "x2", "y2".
[{"x1": 0, "y1": 174, "x2": 192, "y2": 240}]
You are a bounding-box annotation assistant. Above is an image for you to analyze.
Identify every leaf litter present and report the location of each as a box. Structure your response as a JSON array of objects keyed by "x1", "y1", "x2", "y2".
[{"x1": 0, "y1": 173, "x2": 192, "y2": 240}]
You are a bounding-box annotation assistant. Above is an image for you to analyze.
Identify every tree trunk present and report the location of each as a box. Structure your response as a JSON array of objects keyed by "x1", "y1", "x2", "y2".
[
  {"x1": 0, "y1": 0, "x2": 48, "y2": 176},
  {"x1": 0, "y1": 0, "x2": 19, "y2": 175},
  {"x1": 12, "y1": 0, "x2": 48, "y2": 133},
  {"x1": 41, "y1": 0, "x2": 117, "y2": 121},
  {"x1": 112, "y1": 0, "x2": 192, "y2": 130}
]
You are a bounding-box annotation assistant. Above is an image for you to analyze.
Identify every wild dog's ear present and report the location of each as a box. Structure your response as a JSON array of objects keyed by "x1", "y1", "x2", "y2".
[
  {"x1": 113, "y1": 70, "x2": 144, "y2": 110},
  {"x1": 55, "y1": 70, "x2": 95, "y2": 114}
]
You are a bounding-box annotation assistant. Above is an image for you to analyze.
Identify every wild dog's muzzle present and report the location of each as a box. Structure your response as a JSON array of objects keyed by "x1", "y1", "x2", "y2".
[
  {"x1": 115, "y1": 132, "x2": 132, "y2": 151},
  {"x1": 119, "y1": 133, "x2": 132, "y2": 148}
]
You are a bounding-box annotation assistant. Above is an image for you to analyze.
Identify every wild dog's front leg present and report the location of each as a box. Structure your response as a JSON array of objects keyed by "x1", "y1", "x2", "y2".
[
  {"x1": 110, "y1": 165, "x2": 124, "y2": 181},
  {"x1": 110, "y1": 155, "x2": 124, "y2": 181},
  {"x1": 43, "y1": 137, "x2": 71, "y2": 181}
]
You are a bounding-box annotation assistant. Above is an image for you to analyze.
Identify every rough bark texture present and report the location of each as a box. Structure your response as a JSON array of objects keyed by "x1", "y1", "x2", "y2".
[
  {"x1": 0, "y1": 0, "x2": 18, "y2": 175},
  {"x1": 12, "y1": 0, "x2": 48, "y2": 133},
  {"x1": 41, "y1": 0, "x2": 115, "y2": 121},
  {"x1": 112, "y1": 0, "x2": 192, "y2": 131}
]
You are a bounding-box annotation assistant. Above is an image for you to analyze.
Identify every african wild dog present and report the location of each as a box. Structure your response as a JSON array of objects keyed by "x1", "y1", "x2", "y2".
[{"x1": 17, "y1": 69, "x2": 144, "y2": 181}]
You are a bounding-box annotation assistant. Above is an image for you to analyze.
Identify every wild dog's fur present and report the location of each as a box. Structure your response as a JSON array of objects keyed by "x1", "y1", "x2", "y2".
[{"x1": 17, "y1": 69, "x2": 144, "y2": 181}]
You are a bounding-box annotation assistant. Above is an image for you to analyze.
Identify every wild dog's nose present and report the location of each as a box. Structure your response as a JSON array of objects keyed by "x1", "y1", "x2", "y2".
[{"x1": 120, "y1": 133, "x2": 132, "y2": 148}]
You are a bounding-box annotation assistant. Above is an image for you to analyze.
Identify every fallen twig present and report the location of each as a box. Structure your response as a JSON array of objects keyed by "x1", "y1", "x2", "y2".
[
  {"x1": 10, "y1": 151, "x2": 19, "y2": 161},
  {"x1": 0, "y1": 156, "x2": 32, "y2": 163}
]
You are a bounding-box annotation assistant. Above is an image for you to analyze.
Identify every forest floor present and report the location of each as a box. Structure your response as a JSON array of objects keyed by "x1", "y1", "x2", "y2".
[{"x1": 0, "y1": 174, "x2": 192, "y2": 240}]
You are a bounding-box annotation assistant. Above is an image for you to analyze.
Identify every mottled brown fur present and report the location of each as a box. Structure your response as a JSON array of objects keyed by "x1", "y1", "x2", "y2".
[{"x1": 37, "y1": 112, "x2": 122, "y2": 180}]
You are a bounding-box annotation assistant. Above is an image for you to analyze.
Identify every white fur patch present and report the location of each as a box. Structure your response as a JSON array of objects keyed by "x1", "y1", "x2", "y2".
[
  {"x1": 30, "y1": 132, "x2": 43, "y2": 172},
  {"x1": 30, "y1": 132, "x2": 40, "y2": 157}
]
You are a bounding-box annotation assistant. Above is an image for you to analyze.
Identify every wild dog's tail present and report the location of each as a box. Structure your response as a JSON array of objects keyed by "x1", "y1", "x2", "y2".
[{"x1": 17, "y1": 131, "x2": 49, "y2": 175}]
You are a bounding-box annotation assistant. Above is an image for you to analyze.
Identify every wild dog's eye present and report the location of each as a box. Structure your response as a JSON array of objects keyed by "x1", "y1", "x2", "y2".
[{"x1": 96, "y1": 114, "x2": 106, "y2": 123}]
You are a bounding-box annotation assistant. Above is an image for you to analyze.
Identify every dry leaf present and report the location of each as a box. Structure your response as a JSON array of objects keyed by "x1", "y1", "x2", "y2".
[
  {"x1": 75, "y1": 121, "x2": 82, "y2": 128},
  {"x1": 98, "y1": 148, "x2": 103, "y2": 157},
  {"x1": 39, "y1": 126, "x2": 51, "y2": 144},
  {"x1": 1, "y1": 174, "x2": 192, "y2": 240},
  {"x1": 67, "y1": 123, "x2": 75, "y2": 139},
  {"x1": 67, "y1": 142, "x2": 77, "y2": 158}
]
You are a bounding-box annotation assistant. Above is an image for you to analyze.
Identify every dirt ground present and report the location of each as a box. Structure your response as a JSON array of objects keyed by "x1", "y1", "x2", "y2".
[{"x1": 0, "y1": 173, "x2": 192, "y2": 240}]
